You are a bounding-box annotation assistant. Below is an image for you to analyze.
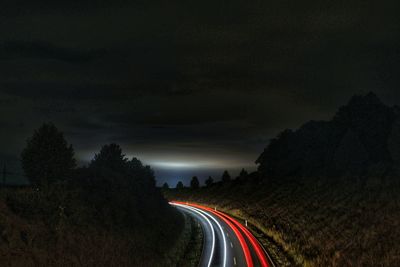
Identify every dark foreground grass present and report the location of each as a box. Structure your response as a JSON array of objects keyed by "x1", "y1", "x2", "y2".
[
  {"x1": 176, "y1": 213, "x2": 203, "y2": 267},
  {"x1": 0, "y1": 187, "x2": 186, "y2": 267}
]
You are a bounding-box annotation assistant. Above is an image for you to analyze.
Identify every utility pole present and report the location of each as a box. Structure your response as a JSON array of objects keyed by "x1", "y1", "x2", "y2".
[{"x1": 2, "y1": 165, "x2": 6, "y2": 187}]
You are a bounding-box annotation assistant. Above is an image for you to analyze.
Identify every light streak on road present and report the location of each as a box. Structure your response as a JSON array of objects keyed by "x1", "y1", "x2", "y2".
[
  {"x1": 214, "y1": 209, "x2": 269, "y2": 267},
  {"x1": 170, "y1": 203, "x2": 216, "y2": 267},
  {"x1": 186, "y1": 205, "x2": 228, "y2": 267},
  {"x1": 171, "y1": 201, "x2": 275, "y2": 267},
  {"x1": 188, "y1": 203, "x2": 254, "y2": 267}
]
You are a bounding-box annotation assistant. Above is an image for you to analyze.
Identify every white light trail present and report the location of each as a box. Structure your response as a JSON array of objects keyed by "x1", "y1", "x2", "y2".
[
  {"x1": 188, "y1": 205, "x2": 228, "y2": 267},
  {"x1": 171, "y1": 203, "x2": 216, "y2": 267}
]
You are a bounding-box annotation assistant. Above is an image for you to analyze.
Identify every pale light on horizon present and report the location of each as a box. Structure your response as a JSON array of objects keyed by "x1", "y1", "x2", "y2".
[{"x1": 148, "y1": 160, "x2": 222, "y2": 169}]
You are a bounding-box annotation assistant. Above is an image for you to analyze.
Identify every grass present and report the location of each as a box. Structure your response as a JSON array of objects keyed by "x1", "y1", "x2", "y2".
[
  {"x1": 175, "y1": 213, "x2": 203, "y2": 267},
  {"x1": 165, "y1": 176, "x2": 400, "y2": 266},
  {"x1": 0, "y1": 186, "x2": 187, "y2": 267}
]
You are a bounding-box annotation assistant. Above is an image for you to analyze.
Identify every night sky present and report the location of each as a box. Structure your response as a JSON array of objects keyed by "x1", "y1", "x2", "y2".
[{"x1": 1, "y1": 0, "x2": 399, "y2": 186}]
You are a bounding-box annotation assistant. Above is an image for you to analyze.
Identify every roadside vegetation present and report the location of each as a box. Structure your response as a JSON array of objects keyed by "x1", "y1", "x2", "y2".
[
  {"x1": 0, "y1": 123, "x2": 185, "y2": 266},
  {"x1": 166, "y1": 93, "x2": 400, "y2": 266},
  {"x1": 175, "y1": 213, "x2": 203, "y2": 267}
]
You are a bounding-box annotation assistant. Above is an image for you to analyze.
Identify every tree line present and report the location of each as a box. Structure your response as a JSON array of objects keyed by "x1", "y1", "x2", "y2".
[
  {"x1": 163, "y1": 168, "x2": 250, "y2": 190},
  {"x1": 256, "y1": 92, "x2": 400, "y2": 183},
  {"x1": 166, "y1": 92, "x2": 400, "y2": 191},
  {"x1": 20, "y1": 122, "x2": 176, "y2": 229}
]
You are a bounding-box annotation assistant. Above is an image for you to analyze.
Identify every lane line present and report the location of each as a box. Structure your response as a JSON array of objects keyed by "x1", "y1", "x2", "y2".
[
  {"x1": 170, "y1": 203, "x2": 216, "y2": 267},
  {"x1": 186, "y1": 202, "x2": 254, "y2": 267},
  {"x1": 214, "y1": 210, "x2": 270, "y2": 267},
  {"x1": 233, "y1": 257, "x2": 237, "y2": 265},
  {"x1": 184, "y1": 205, "x2": 228, "y2": 267},
  {"x1": 230, "y1": 242, "x2": 234, "y2": 248},
  {"x1": 184, "y1": 202, "x2": 272, "y2": 267}
]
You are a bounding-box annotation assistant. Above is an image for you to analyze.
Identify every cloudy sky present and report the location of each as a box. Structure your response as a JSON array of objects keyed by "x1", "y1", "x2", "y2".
[{"x1": 0, "y1": 0, "x2": 399, "y2": 185}]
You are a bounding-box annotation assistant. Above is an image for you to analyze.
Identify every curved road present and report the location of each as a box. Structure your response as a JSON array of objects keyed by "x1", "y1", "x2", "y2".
[{"x1": 171, "y1": 202, "x2": 274, "y2": 267}]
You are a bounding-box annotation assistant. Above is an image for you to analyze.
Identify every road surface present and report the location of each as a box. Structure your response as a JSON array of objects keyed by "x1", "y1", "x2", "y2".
[{"x1": 171, "y1": 202, "x2": 274, "y2": 267}]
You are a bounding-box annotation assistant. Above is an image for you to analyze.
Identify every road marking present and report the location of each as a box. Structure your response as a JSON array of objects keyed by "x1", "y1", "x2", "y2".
[
  {"x1": 213, "y1": 208, "x2": 267, "y2": 267},
  {"x1": 230, "y1": 242, "x2": 233, "y2": 248},
  {"x1": 233, "y1": 257, "x2": 237, "y2": 265},
  {"x1": 187, "y1": 203, "x2": 255, "y2": 267},
  {"x1": 226, "y1": 233, "x2": 229, "y2": 237},
  {"x1": 188, "y1": 205, "x2": 228, "y2": 267}
]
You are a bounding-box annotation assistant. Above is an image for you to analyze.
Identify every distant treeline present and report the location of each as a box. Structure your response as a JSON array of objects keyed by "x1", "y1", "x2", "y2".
[
  {"x1": 164, "y1": 169, "x2": 250, "y2": 190},
  {"x1": 172, "y1": 92, "x2": 400, "y2": 190}
]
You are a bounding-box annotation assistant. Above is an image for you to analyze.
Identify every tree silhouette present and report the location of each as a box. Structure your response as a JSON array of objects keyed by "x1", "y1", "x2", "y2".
[
  {"x1": 127, "y1": 157, "x2": 156, "y2": 190},
  {"x1": 162, "y1": 182, "x2": 169, "y2": 189},
  {"x1": 255, "y1": 92, "x2": 399, "y2": 180},
  {"x1": 239, "y1": 168, "x2": 248, "y2": 178},
  {"x1": 176, "y1": 181, "x2": 184, "y2": 189},
  {"x1": 205, "y1": 176, "x2": 214, "y2": 187},
  {"x1": 21, "y1": 123, "x2": 76, "y2": 186},
  {"x1": 222, "y1": 170, "x2": 231, "y2": 183},
  {"x1": 190, "y1": 176, "x2": 200, "y2": 189},
  {"x1": 90, "y1": 143, "x2": 127, "y2": 171},
  {"x1": 82, "y1": 143, "x2": 164, "y2": 228}
]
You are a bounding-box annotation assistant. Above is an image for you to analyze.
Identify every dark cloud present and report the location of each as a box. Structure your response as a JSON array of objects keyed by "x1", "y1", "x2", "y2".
[
  {"x1": 0, "y1": 41, "x2": 105, "y2": 62},
  {"x1": 0, "y1": 0, "x2": 399, "y2": 184}
]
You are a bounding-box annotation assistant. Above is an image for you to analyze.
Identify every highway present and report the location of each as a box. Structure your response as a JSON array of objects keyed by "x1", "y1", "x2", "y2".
[{"x1": 170, "y1": 202, "x2": 274, "y2": 267}]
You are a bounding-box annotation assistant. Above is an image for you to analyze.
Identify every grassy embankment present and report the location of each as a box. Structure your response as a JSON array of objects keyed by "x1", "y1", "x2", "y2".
[{"x1": 165, "y1": 176, "x2": 400, "y2": 267}]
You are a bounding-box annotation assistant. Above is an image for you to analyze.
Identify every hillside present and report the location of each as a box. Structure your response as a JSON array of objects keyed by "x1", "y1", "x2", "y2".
[
  {"x1": 0, "y1": 187, "x2": 183, "y2": 266},
  {"x1": 0, "y1": 169, "x2": 187, "y2": 266},
  {"x1": 166, "y1": 93, "x2": 400, "y2": 266},
  {"x1": 0, "y1": 136, "x2": 190, "y2": 266}
]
